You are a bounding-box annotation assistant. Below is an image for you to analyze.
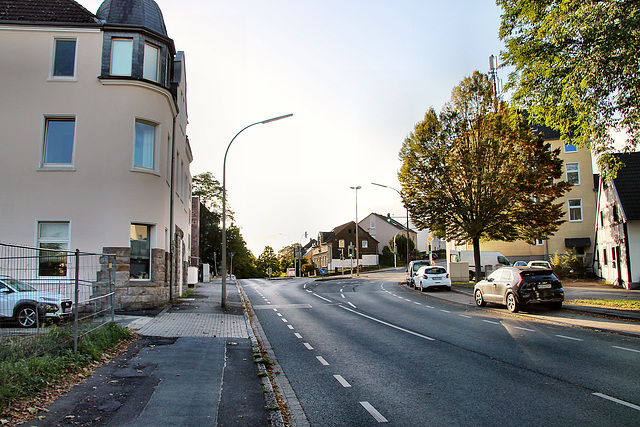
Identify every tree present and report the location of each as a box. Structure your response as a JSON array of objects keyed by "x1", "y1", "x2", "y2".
[
  {"x1": 398, "y1": 71, "x2": 571, "y2": 280},
  {"x1": 256, "y1": 246, "x2": 281, "y2": 277},
  {"x1": 192, "y1": 172, "x2": 233, "y2": 220},
  {"x1": 388, "y1": 234, "x2": 415, "y2": 266},
  {"x1": 225, "y1": 224, "x2": 258, "y2": 279},
  {"x1": 497, "y1": 0, "x2": 640, "y2": 180}
]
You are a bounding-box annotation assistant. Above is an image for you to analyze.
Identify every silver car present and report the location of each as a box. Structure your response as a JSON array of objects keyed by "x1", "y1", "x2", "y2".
[
  {"x1": 0, "y1": 275, "x2": 73, "y2": 328},
  {"x1": 474, "y1": 267, "x2": 564, "y2": 312}
]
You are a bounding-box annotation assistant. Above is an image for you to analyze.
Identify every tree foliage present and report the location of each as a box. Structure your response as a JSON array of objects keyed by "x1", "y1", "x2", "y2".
[
  {"x1": 192, "y1": 172, "x2": 234, "y2": 220},
  {"x1": 387, "y1": 234, "x2": 415, "y2": 266},
  {"x1": 497, "y1": 0, "x2": 640, "y2": 180},
  {"x1": 398, "y1": 71, "x2": 570, "y2": 278},
  {"x1": 256, "y1": 246, "x2": 281, "y2": 277}
]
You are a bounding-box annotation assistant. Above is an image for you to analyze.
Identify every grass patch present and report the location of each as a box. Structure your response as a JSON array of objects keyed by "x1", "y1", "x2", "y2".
[
  {"x1": 565, "y1": 299, "x2": 640, "y2": 311},
  {"x1": 0, "y1": 323, "x2": 132, "y2": 412}
]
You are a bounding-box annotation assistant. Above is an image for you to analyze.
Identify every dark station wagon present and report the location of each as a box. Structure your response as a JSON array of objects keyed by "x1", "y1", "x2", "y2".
[{"x1": 474, "y1": 267, "x2": 564, "y2": 313}]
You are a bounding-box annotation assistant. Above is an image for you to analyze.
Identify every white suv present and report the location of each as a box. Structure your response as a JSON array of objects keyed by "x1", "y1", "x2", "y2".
[{"x1": 0, "y1": 275, "x2": 73, "y2": 328}]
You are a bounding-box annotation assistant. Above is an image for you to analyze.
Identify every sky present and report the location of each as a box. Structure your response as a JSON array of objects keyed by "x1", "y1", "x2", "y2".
[{"x1": 80, "y1": 0, "x2": 509, "y2": 256}]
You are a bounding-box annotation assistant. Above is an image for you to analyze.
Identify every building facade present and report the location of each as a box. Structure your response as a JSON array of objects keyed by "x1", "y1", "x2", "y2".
[
  {"x1": 0, "y1": 0, "x2": 192, "y2": 309},
  {"x1": 311, "y1": 222, "x2": 379, "y2": 272},
  {"x1": 453, "y1": 129, "x2": 597, "y2": 265},
  {"x1": 359, "y1": 213, "x2": 417, "y2": 255},
  {"x1": 594, "y1": 153, "x2": 640, "y2": 289}
]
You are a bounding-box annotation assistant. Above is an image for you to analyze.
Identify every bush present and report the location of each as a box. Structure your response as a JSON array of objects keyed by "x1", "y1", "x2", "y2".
[
  {"x1": 0, "y1": 323, "x2": 132, "y2": 409},
  {"x1": 550, "y1": 249, "x2": 593, "y2": 279}
]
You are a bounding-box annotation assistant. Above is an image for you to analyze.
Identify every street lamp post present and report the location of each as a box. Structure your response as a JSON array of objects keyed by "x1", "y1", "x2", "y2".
[
  {"x1": 350, "y1": 186, "x2": 361, "y2": 276},
  {"x1": 221, "y1": 114, "x2": 292, "y2": 308},
  {"x1": 372, "y1": 182, "x2": 410, "y2": 267}
]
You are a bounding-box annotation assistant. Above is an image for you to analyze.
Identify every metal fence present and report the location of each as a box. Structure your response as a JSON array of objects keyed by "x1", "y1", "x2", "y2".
[{"x1": 0, "y1": 242, "x2": 116, "y2": 358}]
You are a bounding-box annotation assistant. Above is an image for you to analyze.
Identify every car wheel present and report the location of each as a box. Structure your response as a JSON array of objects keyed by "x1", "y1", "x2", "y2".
[
  {"x1": 447, "y1": 286, "x2": 452, "y2": 291},
  {"x1": 506, "y1": 292, "x2": 519, "y2": 313},
  {"x1": 16, "y1": 305, "x2": 40, "y2": 328},
  {"x1": 549, "y1": 301, "x2": 562, "y2": 310},
  {"x1": 474, "y1": 289, "x2": 486, "y2": 307}
]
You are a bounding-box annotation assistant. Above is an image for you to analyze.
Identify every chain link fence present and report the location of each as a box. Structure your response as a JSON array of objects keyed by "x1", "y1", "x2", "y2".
[{"x1": 0, "y1": 242, "x2": 116, "y2": 359}]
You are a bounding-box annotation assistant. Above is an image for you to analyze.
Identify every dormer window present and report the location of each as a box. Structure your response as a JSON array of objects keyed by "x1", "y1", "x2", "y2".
[
  {"x1": 143, "y1": 43, "x2": 160, "y2": 81},
  {"x1": 111, "y1": 38, "x2": 133, "y2": 76}
]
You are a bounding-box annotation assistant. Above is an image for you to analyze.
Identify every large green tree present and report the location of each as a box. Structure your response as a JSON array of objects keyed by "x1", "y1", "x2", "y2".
[
  {"x1": 388, "y1": 234, "x2": 415, "y2": 266},
  {"x1": 256, "y1": 246, "x2": 281, "y2": 277},
  {"x1": 497, "y1": 0, "x2": 640, "y2": 179},
  {"x1": 193, "y1": 172, "x2": 257, "y2": 278},
  {"x1": 398, "y1": 71, "x2": 571, "y2": 279}
]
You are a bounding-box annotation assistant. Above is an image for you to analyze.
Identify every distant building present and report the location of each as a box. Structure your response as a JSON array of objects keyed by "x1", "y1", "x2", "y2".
[
  {"x1": 359, "y1": 213, "x2": 417, "y2": 255},
  {"x1": 0, "y1": 0, "x2": 192, "y2": 309},
  {"x1": 453, "y1": 126, "x2": 597, "y2": 265},
  {"x1": 594, "y1": 152, "x2": 640, "y2": 289},
  {"x1": 311, "y1": 222, "x2": 379, "y2": 272}
]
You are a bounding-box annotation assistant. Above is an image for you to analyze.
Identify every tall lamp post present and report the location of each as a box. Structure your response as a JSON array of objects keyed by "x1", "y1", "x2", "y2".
[
  {"x1": 372, "y1": 182, "x2": 410, "y2": 267},
  {"x1": 221, "y1": 114, "x2": 293, "y2": 308},
  {"x1": 350, "y1": 186, "x2": 361, "y2": 276}
]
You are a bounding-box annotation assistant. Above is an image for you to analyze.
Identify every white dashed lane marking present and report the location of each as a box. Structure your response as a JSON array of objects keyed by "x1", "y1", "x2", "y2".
[
  {"x1": 316, "y1": 356, "x2": 330, "y2": 366},
  {"x1": 360, "y1": 401, "x2": 389, "y2": 423},
  {"x1": 334, "y1": 375, "x2": 352, "y2": 388}
]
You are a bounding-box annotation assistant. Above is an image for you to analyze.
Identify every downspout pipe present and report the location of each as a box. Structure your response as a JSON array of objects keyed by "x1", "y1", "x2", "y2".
[{"x1": 169, "y1": 115, "x2": 176, "y2": 301}]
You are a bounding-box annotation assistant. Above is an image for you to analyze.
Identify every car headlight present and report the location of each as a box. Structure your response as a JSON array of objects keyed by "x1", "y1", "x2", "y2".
[{"x1": 41, "y1": 303, "x2": 59, "y2": 313}]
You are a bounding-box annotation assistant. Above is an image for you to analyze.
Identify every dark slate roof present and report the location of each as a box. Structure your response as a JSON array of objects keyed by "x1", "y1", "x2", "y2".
[
  {"x1": 0, "y1": 0, "x2": 99, "y2": 24},
  {"x1": 613, "y1": 152, "x2": 640, "y2": 221},
  {"x1": 371, "y1": 212, "x2": 413, "y2": 232},
  {"x1": 97, "y1": 0, "x2": 167, "y2": 36}
]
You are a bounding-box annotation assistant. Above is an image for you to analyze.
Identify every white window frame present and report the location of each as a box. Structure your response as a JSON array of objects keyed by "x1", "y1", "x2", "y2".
[
  {"x1": 36, "y1": 221, "x2": 70, "y2": 277},
  {"x1": 130, "y1": 223, "x2": 155, "y2": 280},
  {"x1": 530, "y1": 239, "x2": 544, "y2": 246},
  {"x1": 362, "y1": 240, "x2": 368, "y2": 249},
  {"x1": 110, "y1": 38, "x2": 133, "y2": 76},
  {"x1": 133, "y1": 119, "x2": 159, "y2": 173},
  {"x1": 568, "y1": 198, "x2": 583, "y2": 222},
  {"x1": 564, "y1": 143, "x2": 578, "y2": 153},
  {"x1": 143, "y1": 42, "x2": 160, "y2": 82},
  {"x1": 41, "y1": 116, "x2": 76, "y2": 169},
  {"x1": 50, "y1": 37, "x2": 77, "y2": 80},
  {"x1": 566, "y1": 162, "x2": 580, "y2": 185}
]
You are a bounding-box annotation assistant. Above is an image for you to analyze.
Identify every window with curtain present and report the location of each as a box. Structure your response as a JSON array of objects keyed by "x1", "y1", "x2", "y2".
[
  {"x1": 143, "y1": 43, "x2": 160, "y2": 81},
  {"x1": 37, "y1": 222, "x2": 69, "y2": 277},
  {"x1": 111, "y1": 38, "x2": 133, "y2": 76},
  {"x1": 134, "y1": 120, "x2": 156, "y2": 169},
  {"x1": 568, "y1": 199, "x2": 583, "y2": 222}
]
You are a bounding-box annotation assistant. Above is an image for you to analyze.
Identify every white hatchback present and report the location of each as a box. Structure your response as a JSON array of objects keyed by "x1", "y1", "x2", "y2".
[{"x1": 415, "y1": 266, "x2": 451, "y2": 291}]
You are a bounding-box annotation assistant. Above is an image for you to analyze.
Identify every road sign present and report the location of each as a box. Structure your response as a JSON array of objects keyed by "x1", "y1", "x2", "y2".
[{"x1": 320, "y1": 268, "x2": 327, "y2": 275}]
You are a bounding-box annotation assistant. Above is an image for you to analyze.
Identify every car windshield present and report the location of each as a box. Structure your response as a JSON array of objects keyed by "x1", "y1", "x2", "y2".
[
  {"x1": 413, "y1": 262, "x2": 429, "y2": 272},
  {"x1": 1, "y1": 278, "x2": 37, "y2": 292},
  {"x1": 424, "y1": 267, "x2": 446, "y2": 275}
]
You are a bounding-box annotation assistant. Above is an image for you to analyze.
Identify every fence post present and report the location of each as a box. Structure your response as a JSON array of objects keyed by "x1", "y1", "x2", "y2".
[
  {"x1": 110, "y1": 256, "x2": 115, "y2": 323},
  {"x1": 73, "y1": 249, "x2": 80, "y2": 353}
]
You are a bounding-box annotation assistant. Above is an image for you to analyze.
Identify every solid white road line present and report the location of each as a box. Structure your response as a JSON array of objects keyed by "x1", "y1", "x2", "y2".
[
  {"x1": 304, "y1": 343, "x2": 314, "y2": 350},
  {"x1": 340, "y1": 305, "x2": 435, "y2": 341},
  {"x1": 556, "y1": 334, "x2": 583, "y2": 341},
  {"x1": 334, "y1": 375, "x2": 352, "y2": 388},
  {"x1": 348, "y1": 302, "x2": 357, "y2": 308},
  {"x1": 514, "y1": 326, "x2": 536, "y2": 332},
  {"x1": 612, "y1": 345, "x2": 640, "y2": 354},
  {"x1": 360, "y1": 401, "x2": 389, "y2": 423},
  {"x1": 313, "y1": 294, "x2": 333, "y2": 303},
  {"x1": 316, "y1": 356, "x2": 330, "y2": 366},
  {"x1": 593, "y1": 393, "x2": 640, "y2": 411}
]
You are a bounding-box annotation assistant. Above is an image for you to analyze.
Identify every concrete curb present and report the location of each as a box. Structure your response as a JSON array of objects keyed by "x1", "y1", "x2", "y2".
[{"x1": 237, "y1": 282, "x2": 310, "y2": 427}]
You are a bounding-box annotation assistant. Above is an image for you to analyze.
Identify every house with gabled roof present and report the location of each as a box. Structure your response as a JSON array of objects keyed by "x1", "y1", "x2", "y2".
[
  {"x1": 310, "y1": 221, "x2": 379, "y2": 272},
  {"x1": 359, "y1": 212, "x2": 418, "y2": 255},
  {"x1": 594, "y1": 152, "x2": 640, "y2": 289}
]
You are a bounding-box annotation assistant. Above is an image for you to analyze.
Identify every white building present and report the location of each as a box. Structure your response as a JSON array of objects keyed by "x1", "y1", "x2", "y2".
[
  {"x1": 594, "y1": 153, "x2": 640, "y2": 289},
  {"x1": 0, "y1": 0, "x2": 192, "y2": 308}
]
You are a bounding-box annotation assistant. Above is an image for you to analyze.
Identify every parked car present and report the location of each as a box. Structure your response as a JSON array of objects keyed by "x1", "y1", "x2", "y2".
[
  {"x1": 0, "y1": 275, "x2": 73, "y2": 328},
  {"x1": 512, "y1": 261, "x2": 528, "y2": 267},
  {"x1": 415, "y1": 266, "x2": 451, "y2": 291},
  {"x1": 406, "y1": 260, "x2": 432, "y2": 287},
  {"x1": 527, "y1": 260, "x2": 552, "y2": 269},
  {"x1": 474, "y1": 267, "x2": 564, "y2": 312}
]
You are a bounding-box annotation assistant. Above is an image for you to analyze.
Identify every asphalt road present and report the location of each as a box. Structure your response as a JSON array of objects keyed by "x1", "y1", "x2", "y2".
[{"x1": 242, "y1": 270, "x2": 640, "y2": 426}]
